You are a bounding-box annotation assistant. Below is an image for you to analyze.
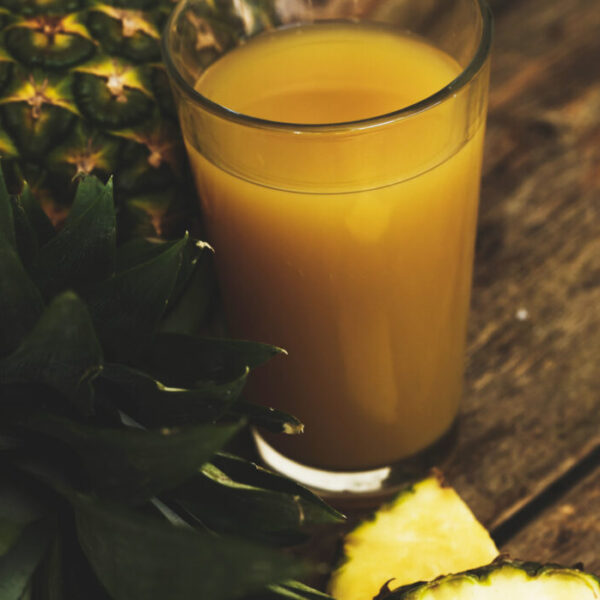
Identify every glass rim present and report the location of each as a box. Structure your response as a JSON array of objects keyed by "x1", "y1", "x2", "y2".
[{"x1": 162, "y1": 0, "x2": 493, "y2": 133}]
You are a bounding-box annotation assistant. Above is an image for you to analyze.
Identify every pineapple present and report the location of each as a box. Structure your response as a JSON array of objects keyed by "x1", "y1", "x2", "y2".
[
  {"x1": 328, "y1": 473, "x2": 499, "y2": 600},
  {"x1": 0, "y1": 0, "x2": 195, "y2": 236},
  {"x1": 377, "y1": 559, "x2": 600, "y2": 600},
  {"x1": 0, "y1": 167, "x2": 343, "y2": 600},
  {"x1": 329, "y1": 474, "x2": 600, "y2": 600}
]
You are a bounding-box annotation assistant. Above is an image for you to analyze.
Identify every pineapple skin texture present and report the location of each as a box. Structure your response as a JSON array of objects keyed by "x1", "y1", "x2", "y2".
[
  {"x1": 328, "y1": 475, "x2": 499, "y2": 600},
  {"x1": 387, "y1": 560, "x2": 600, "y2": 600},
  {"x1": 0, "y1": 0, "x2": 192, "y2": 236}
]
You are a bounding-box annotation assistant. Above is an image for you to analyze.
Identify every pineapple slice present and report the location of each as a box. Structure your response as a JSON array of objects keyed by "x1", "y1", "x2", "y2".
[
  {"x1": 381, "y1": 559, "x2": 600, "y2": 599},
  {"x1": 328, "y1": 472, "x2": 498, "y2": 600}
]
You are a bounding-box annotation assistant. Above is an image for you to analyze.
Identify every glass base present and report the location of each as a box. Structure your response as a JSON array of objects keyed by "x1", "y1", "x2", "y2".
[{"x1": 252, "y1": 419, "x2": 458, "y2": 507}]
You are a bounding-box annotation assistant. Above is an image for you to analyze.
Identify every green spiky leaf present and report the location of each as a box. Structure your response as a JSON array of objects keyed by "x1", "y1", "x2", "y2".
[
  {"x1": 0, "y1": 480, "x2": 44, "y2": 558},
  {"x1": 72, "y1": 493, "x2": 308, "y2": 600},
  {"x1": 147, "y1": 333, "x2": 286, "y2": 387},
  {"x1": 98, "y1": 363, "x2": 249, "y2": 427},
  {"x1": 0, "y1": 125, "x2": 18, "y2": 158},
  {"x1": 0, "y1": 163, "x2": 15, "y2": 248},
  {"x1": 9, "y1": 194, "x2": 38, "y2": 267},
  {"x1": 0, "y1": 233, "x2": 44, "y2": 356},
  {"x1": 84, "y1": 234, "x2": 192, "y2": 362},
  {"x1": 0, "y1": 291, "x2": 103, "y2": 415},
  {"x1": 29, "y1": 175, "x2": 116, "y2": 299},
  {"x1": 173, "y1": 452, "x2": 344, "y2": 543},
  {"x1": 18, "y1": 181, "x2": 55, "y2": 248},
  {"x1": 115, "y1": 235, "x2": 209, "y2": 312},
  {"x1": 159, "y1": 247, "x2": 218, "y2": 335},
  {"x1": 0, "y1": 518, "x2": 54, "y2": 600},
  {"x1": 115, "y1": 236, "x2": 175, "y2": 272},
  {"x1": 33, "y1": 533, "x2": 65, "y2": 600},
  {"x1": 21, "y1": 412, "x2": 242, "y2": 504},
  {"x1": 0, "y1": 520, "x2": 22, "y2": 558},
  {"x1": 230, "y1": 400, "x2": 304, "y2": 435}
]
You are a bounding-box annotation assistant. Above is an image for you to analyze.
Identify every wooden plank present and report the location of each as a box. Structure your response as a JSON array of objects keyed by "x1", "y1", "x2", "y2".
[
  {"x1": 443, "y1": 0, "x2": 600, "y2": 529},
  {"x1": 501, "y1": 463, "x2": 600, "y2": 574}
]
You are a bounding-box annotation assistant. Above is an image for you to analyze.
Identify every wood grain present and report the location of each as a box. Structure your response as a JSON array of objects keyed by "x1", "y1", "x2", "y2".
[
  {"x1": 443, "y1": 0, "x2": 600, "y2": 530},
  {"x1": 501, "y1": 463, "x2": 600, "y2": 574}
]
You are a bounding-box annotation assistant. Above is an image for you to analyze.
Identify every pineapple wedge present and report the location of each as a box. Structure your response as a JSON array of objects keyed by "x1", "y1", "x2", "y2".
[
  {"x1": 379, "y1": 559, "x2": 600, "y2": 599},
  {"x1": 328, "y1": 472, "x2": 498, "y2": 600}
]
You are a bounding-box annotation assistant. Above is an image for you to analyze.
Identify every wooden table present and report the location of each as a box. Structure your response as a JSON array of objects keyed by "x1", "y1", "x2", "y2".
[
  {"x1": 457, "y1": 0, "x2": 599, "y2": 569},
  {"x1": 304, "y1": 0, "x2": 600, "y2": 582}
]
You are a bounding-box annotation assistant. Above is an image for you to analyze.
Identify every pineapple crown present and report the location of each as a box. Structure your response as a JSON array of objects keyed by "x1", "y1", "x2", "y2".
[{"x1": 0, "y1": 167, "x2": 341, "y2": 600}]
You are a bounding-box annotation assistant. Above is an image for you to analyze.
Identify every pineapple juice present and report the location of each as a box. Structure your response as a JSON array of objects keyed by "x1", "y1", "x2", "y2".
[{"x1": 184, "y1": 23, "x2": 486, "y2": 470}]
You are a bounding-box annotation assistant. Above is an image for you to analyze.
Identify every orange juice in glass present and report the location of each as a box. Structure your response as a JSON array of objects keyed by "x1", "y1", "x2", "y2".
[{"x1": 164, "y1": 0, "x2": 492, "y2": 497}]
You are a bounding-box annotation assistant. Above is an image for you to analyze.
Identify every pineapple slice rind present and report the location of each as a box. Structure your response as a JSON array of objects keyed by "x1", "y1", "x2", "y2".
[{"x1": 389, "y1": 561, "x2": 600, "y2": 600}]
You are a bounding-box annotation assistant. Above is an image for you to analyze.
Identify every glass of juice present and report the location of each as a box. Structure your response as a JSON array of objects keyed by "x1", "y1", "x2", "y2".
[{"x1": 163, "y1": 0, "x2": 492, "y2": 499}]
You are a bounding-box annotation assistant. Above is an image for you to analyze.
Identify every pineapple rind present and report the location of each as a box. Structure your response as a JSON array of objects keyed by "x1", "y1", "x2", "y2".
[
  {"x1": 0, "y1": 0, "x2": 192, "y2": 236},
  {"x1": 328, "y1": 475, "x2": 499, "y2": 600},
  {"x1": 388, "y1": 560, "x2": 600, "y2": 600}
]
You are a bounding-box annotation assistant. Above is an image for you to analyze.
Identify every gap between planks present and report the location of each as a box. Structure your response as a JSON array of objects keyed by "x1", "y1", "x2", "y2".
[{"x1": 490, "y1": 437, "x2": 600, "y2": 546}]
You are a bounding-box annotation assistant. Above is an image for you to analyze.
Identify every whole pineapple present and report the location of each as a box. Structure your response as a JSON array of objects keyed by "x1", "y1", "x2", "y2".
[{"x1": 0, "y1": 0, "x2": 194, "y2": 236}]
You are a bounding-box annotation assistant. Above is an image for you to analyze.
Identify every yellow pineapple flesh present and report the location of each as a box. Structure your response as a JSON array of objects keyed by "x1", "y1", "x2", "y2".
[{"x1": 328, "y1": 473, "x2": 499, "y2": 600}]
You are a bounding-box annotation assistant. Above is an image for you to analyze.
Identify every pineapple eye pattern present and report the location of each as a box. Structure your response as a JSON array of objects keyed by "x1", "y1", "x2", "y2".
[
  {"x1": 86, "y1": 7, "x2": 162, "y2": 63},
  {"x1": 74, "y1": 69, "x2": 154, "y2": 129},
  {"x1": 0, "y1": 0, "x2": 193, "y2": 237},
  {"x1": 4, "y1": 17, "x2": 96, "y2": 69}
]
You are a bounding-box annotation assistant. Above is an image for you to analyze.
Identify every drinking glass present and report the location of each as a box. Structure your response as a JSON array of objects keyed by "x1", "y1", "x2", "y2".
[{"x1": 163, "y1": 0, "x2": 492, "y2": 499}]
